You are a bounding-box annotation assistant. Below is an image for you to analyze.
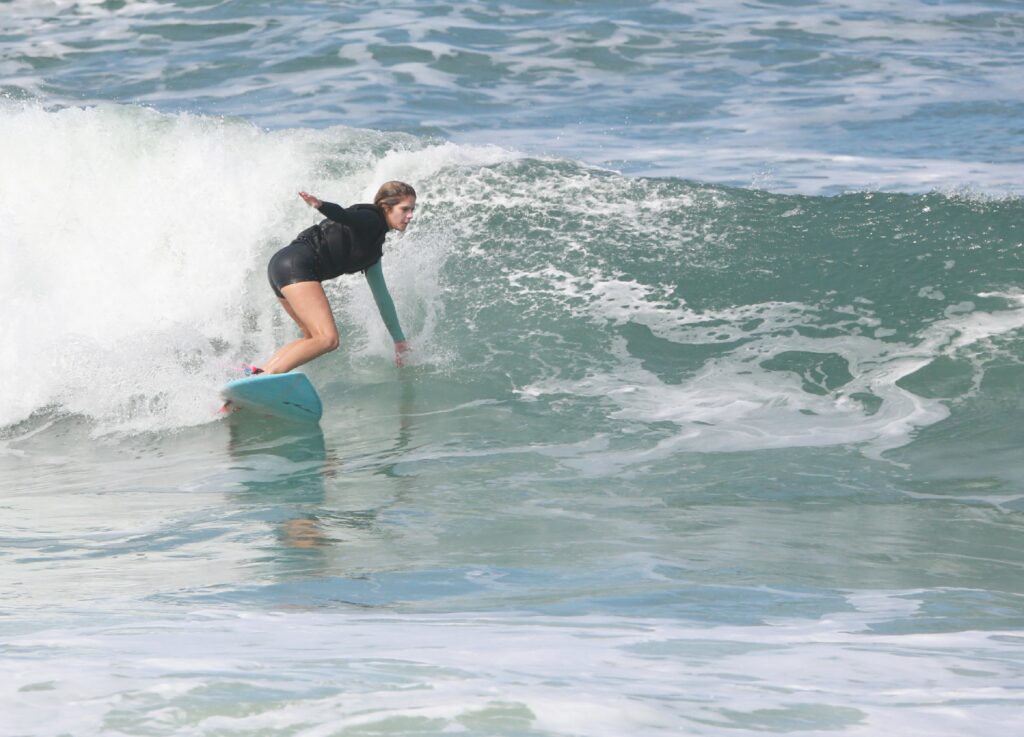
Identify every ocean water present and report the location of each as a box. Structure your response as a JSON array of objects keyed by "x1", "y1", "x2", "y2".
[{"x1": 1, "y1": 1, "x2": 1023, "y2": 735}]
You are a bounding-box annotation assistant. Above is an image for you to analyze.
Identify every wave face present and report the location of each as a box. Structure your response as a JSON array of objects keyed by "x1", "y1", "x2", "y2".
[
  {"x1": 430, "y1": 157, "x2": 1024, "y2": 477},
  {"x1": 3, "y1": 104, "x2": 1021, "y2": 466}
]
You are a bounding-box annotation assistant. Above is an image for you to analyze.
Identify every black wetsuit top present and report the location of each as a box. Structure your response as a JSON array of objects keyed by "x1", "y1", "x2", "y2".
[{"x1": 309, "y1": 202, "x2": 389, "y2": 278}]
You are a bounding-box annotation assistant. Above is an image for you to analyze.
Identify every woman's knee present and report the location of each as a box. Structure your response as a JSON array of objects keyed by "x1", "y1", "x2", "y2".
[{"x1": 316, "y1": 333, "x2": 340, "y2": 353}]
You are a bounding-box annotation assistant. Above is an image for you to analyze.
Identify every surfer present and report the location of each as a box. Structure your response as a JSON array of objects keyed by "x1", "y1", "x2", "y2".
[{"x1": 258, "y1": 181, "x2": 416, "y2": 374}]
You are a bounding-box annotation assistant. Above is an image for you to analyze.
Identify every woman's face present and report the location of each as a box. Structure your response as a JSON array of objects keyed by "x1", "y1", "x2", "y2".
[{"x1": 385, "y1": 196, "x2": 416, "y2": 231}]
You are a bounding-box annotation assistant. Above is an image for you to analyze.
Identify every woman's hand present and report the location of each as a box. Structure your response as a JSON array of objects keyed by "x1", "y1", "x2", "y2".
[
  {"x1": 394, "y1": 340, "x2": 410, "y2": 367},
  {"x1": 298, "y1": 191, "x2": 322, "y2": 209}
]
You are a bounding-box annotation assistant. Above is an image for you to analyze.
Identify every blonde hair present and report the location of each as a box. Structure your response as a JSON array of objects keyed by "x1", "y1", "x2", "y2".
[{"x1": 373, "y1": 181, "x2": 417, "y2": 209}]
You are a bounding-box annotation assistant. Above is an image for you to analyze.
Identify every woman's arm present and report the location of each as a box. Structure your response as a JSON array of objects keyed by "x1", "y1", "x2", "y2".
[
  {"x1": 299, "y1": 191, "x2": 353, "y2": 225},
  {"x1": 364, "y1": 261, "x2": 409, "y2": 365}
]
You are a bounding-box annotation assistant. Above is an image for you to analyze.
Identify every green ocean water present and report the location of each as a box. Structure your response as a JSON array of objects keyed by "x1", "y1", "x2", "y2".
[{"x1": 2, "y1": 110, "x2": 1023, "y2": 734}]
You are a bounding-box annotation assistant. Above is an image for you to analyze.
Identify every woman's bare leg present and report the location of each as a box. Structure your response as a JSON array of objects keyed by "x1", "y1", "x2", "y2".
[
  {"x1": 262, "y1": 281, "x2": 340, "y2": 374},
  {"x1": 277, "y1": 295, "x2": 312, "y2": 339}
]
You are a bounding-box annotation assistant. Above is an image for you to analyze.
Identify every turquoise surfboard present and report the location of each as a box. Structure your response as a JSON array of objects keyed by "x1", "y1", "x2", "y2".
[{"x1": 221, "y1": 373, "x2": 323, "y2": 423}]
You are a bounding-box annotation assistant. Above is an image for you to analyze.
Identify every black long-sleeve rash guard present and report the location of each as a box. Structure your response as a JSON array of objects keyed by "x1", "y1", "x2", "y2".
[
  {"x1": 313, "y1": 201, "x2": 389, "y2": 279},
  {"x1": 312, "y1": 201, "x2": 406, "y2": 343}
]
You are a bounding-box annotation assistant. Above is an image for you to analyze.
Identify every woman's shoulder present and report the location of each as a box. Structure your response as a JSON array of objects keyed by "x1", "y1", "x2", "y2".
[{"x1": 350, "y1": 203, "x2": 388, "y2": 228}]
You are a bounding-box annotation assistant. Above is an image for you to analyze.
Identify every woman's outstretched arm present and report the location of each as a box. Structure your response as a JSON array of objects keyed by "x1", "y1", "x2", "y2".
[{"x1": 299, "y1": 191, "x2": 352, "y2": 225}]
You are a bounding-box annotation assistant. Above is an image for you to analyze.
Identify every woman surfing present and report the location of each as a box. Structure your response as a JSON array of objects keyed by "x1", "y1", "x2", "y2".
[{"x1": 256, "y1": 181, "x2": 416, "y2": 374}]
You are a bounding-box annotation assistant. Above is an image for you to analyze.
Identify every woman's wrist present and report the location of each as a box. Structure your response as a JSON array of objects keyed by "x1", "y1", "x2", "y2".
[{"x1": 393, "y1": 340, "x2": 409, "y2": 367}]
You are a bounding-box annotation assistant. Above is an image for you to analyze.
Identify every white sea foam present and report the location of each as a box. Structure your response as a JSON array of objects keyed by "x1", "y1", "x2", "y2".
[
  {"x1": 3, "y1": 601, "x2": 1022, "y2": 736},
  {"x1": 0, "y1": 104, "x2": 304, "y2": 430},
  {"x1": 0, "y1": 104, "x2": 513, "y2": 432},
  {"x1": 520, "y1": 275, "x2": 1024, "y2": 459}
]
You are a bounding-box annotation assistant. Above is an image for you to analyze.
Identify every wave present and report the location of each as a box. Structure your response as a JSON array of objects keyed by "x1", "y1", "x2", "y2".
[{"x1": 1, "y1": 103, "x2": 1022, "y2": 456}]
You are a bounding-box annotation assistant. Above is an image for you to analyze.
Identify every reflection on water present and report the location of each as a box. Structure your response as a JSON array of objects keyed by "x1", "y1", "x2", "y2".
[
  {"x1": 376, "y1": 371, "x2": 417, "y2": 478},
  {"x1": 222, "y1": 377, "x2": 419, "y2": 582},
  {"x1": 227, "y1": 412, "x2": 330, "y2": 553}
]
